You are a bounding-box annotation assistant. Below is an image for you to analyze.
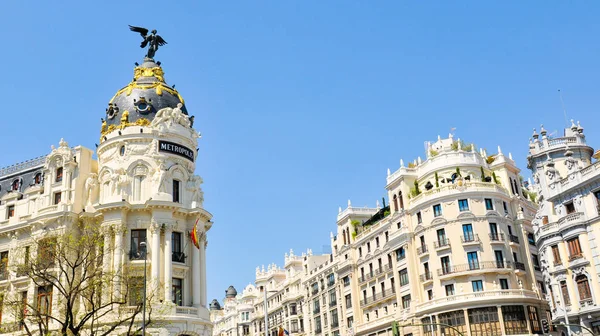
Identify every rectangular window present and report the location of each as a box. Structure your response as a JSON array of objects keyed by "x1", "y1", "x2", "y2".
[
  {"x1": 500, "y1": 279, "x2": 509, "y2": 290},
  {"x1": 7, "y1": 206, "x2": 14, "y2": 219},
  {"x1": 462, "y1": 224, "x2": 474, "y2": 242},
  {"x1": 417, "y1": 211, "x2": 422, "y2": 224},
  {"x1": 458, "y1": 199, "x2": 469, "y2": 211},
  {"x1": 468, "y1": 252, "x2": 479, "y2": 270},
  {"x1": 367, "y1": 242, "x2": 371, "y2": 252},
  {"x1": 396, "y1": 247, "x2": 405, "y2": 261},
  {"x1": 485, "y1": 198, "x2": 494, "y2": 210},
  {"x1": 358, "y1": 247, "x2": 362, "y2": 257},
  {"x1": 560, "y1": 281, "x2": 570, "y2": 305},
  {"x1": 503, "y1": 201, "x2": 508, "y2": 214},
  {"x1": 173, "y1": 180, "x2": 181, "y2": 203},
  {"x1": 399, "y1": 268, "x2": 409, "y2": 286},
  {"x1": 329, "y1": 290, "x2": 336, "y2": 306},
  {"x1": 343, "y1": 276, "x2": 350, "y2": 287},
  {"x1": 37, "y1": 285, "x2": 53, "y2": 317},
  {"x1": 385, "y1": 231, "x2": 389, "y2": 242},
  {"x1": 402, "y1": 295, "x2": 411, "y2": 309},
  {"x1": 528, "y1": 306, "x2": 541, "y2": 334},
  {"x1": 437, "y1": 229, "x2": 447, "y2": 246},
  {"x1": 128, "y1": 277, "x2": 144, "y2": 305},
  {"x1": 55, "y1": 167, "x2": 63, "y2": 182},
  {"x1": 445, "y1": 284, "x2": 455, "y2": 296},
  {"x1": 130, "y1": 229, "x2": 147, "y2": 260},
  {"x1": 567, "y1": 237, "x2": 582, "y2": 259},
  {"x1": 565, "y1": 201, "x2": 575, "y2": 214},
  {"x1": 502, "y1": 305, "x2": 528, "y2": 335},
  {"x1": 375, "y1": 237, "x2": 380, "y2": 247},
  {"x1": 472, "y1": 280, "x2": 483, "y2": 292},
  {"x1": 552, "y1": 245, "x2": 562, "y2": 265},
  {"x1": 427, "y1": 289, "x2": 433, "y2": 300},
  {"x1": 327, "y1": 273, "x2": 335, "y2": 286},
  {"x1": 0, "y1": 251, "x2": 7, "y2": 281},
  {"x1": 38, "y1": 238, "x2": 56, "y2": 266},
  {"x1": 440, "y1": 256, "x2": 451, "y2": 275},
  {"x1": 433, "y1": 204, "x2": 442, "y2": 217},
  {"x1": 172, "y1": 232, "x2": 184, "y2": 262},
  {"x1": 527, "y1": 233, "x2": 536, "y2": 245},
  {"x1": 53, "y1": 192, "x2": 61, "y2": 205},
  {"x1": 345, "y1": 294, "x2": 352, "y2": 309},
  {"x1": 172, "y1": 278, "x2": 183, "y2": 306},
  {"x1": 532, "y1": 254, "x2": 540, "y2": 271}
]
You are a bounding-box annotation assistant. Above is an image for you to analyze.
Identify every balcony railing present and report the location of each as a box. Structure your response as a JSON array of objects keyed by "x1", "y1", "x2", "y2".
[
  {"x1": 311, "y1": 288, "x2": 319, "y2": 295},
  {"x1": 417, "y1": 245, "x2": 428, "y2": 255},
  {"x1": 329, "y1": 300, "x2": 337, "y2": 307},
  {"x1": 489, "y1": 233, "x2": 505, "y2": 242},
  {"x1": 172, "y1": 252, "x2": 186, "y2": 263},
  {"x1": 420, "y1": 272, "x2": 432, "y2": 282},
  {"x1": 331, "y1": 322, "x2": 339, "y2": 328},
  {"x1": 509, "y1": 235, "x2": 519, "y2": 244},
  {"x1": 437, "y1": 261, "x2": 512, "y2": 276},
  {"x1": 315, "y1": 328, "x2": 322, "y2": 334},
  {"x1": 313, "y1": 307, "x2": 320, "y2": 314},
  {"x1": 461, "y1": 234, "x2": 480, "y2": 244},
  {"x1": 328, "y1": 281, "x2": 335, "y2": 287},
  {"x1": 434, "y1": 238, "x2": 450, "y2": 249},
  {"x1": 514, "y1": 262, "x2": 526, "y2": 271},
  {"x1": 360, "y1": 288, "x2": 396, "y2": 306}
]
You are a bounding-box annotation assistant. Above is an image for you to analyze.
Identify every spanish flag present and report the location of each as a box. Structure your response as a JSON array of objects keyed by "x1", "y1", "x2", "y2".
[
  {"x1": 190, "y1": 218, "x2": 200, "y2": 249},
  {"x1": 278, "y1": 327, "x2": 284, "y2": 336}
]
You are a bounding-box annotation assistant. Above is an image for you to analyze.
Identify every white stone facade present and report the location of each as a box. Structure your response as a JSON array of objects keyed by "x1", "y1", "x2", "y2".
[
  {"x1": 528, "y1": 121, "x2": 600, "y2": 335},
  {"x1": 0, "y1": 59, "x2": 213, "y2": 335}
]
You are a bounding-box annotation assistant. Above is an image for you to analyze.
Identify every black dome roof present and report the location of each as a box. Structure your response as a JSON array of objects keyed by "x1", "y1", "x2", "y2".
[
  {"x1": 104, "y1": 58, "x2": 188, "y2": 127},
  {"x1": 209, "y1": 299, "x2": 222, "y2": 310}
]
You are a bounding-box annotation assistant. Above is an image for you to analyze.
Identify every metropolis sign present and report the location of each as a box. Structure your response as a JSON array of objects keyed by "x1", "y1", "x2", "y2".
[{"x1": 159, "y1": 140, "x2": 195, "y2": 162}]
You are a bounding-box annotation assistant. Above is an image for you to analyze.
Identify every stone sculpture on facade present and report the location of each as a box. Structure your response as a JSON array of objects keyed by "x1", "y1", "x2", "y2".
[
  {"x1": 188, "y1": 175, "x2": 204, "y2": 208},
  {"x1": 84, "y1": 173, "x2": 98, "y2": 206}
]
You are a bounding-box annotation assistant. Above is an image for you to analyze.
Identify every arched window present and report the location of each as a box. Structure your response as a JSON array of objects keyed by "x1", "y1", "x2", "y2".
[
  {"x1": 55, "y1": 167, "x2": 63, "y2": 183},
  {"x1": 398, "y1": 192, "x2": 404, "y2": 210},
  {"x1": 576, "y1": 275, "x2": 592, "y2": 300},
  {"x1": 11, "y1": 179, "x2": 19, "y2": 191},
  {"x1": 392, "y1": 195, "x2": 398, "y2": 211}
]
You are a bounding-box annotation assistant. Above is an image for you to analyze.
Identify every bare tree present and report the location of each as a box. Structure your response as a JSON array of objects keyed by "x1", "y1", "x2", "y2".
[{"x1": 5, "y1": 219, "x2": 159, "y2": 336}]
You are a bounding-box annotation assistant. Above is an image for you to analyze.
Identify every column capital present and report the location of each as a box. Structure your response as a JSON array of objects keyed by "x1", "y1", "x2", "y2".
[{"x1": 149, "y1": 221, "x2": 161, "y2": 234}]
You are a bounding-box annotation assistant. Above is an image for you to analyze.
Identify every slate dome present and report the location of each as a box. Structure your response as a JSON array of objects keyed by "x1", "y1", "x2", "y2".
[
  {"x1": 103, "y1": 58, "x2": 188, "y2": 127},
  {"x1": 225, "y1": 285, "x2": 238, "y2": 298},
  {"x1": 209, "y1": 299, "x2": 221, "y2": 311}
]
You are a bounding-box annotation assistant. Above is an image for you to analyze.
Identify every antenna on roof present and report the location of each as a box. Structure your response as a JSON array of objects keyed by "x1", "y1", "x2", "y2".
[{"x1": 558, "y1": 89, "x2": 569, "y2": 127}]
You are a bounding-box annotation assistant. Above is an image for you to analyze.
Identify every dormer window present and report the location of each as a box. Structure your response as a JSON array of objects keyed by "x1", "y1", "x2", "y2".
[
  {"x1": 34, "y1": 173, "x2": 42, "y2": 185},
  {"x1": 11, "y1": 180, "x2": 19, "y2": 192},
  {"x1": 55, "y1": 167, "x2": 63, "y2": 183}
]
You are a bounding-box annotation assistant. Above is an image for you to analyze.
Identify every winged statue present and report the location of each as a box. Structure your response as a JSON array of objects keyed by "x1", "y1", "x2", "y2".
[{"x1": 129, "y1": 25, "x2": 167, "y2": 59}]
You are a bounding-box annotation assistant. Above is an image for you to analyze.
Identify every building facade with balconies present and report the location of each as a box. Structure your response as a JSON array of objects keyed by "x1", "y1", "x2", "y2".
[
  {"x1": 337, "y1": 134, "x2": 549, "y2": 336},
  {"x1": 528, "y1": 121, "x2": 600, "y2": 335}
]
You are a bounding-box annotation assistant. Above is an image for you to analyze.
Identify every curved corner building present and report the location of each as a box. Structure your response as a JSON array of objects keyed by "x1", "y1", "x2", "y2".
[{"x1": 335, "y1": 134, "x2": 548, "y2": 336}]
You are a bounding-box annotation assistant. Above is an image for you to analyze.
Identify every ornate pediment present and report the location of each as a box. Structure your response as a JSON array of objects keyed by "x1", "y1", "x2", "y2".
[
  {"x1": 485, "y1": 210, "x2": 502, "y2": 218},
  {"x1": 457, "y1": 212, "x2": 476, "y2": 220},
  {"x1": 430, "y1": 217, "x2": 448, "y2": 226}
]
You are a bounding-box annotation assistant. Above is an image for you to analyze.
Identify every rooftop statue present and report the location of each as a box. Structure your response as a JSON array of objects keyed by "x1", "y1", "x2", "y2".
[{"x1": 129, "y1": 25, "x2": 167, "y2": 59}]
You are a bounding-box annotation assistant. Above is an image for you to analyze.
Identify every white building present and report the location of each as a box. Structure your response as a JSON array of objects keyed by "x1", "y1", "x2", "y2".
[
  {"x1": 528, "y1": 121, "x2": 600, "y2": 335},
  {"x1": 0, "y1": 52, "x2": 213, "y2": 335}
]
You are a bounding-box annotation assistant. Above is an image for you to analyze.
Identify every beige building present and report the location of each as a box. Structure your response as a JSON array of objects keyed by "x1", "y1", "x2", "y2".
[
  {"x1": 528, "y1": 121, "x2": 600, "y2": 335},
  {"x1": 334, "y1": 134, "x2": 548, "y2": 336},
  {"x1": 213, "y1": 134, "x2": 550, "y2": 336}
]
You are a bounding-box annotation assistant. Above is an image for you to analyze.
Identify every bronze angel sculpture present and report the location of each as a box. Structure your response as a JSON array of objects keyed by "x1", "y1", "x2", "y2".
[{"x1": 129, "y1": 25, "x2": 167, "y2": 59}]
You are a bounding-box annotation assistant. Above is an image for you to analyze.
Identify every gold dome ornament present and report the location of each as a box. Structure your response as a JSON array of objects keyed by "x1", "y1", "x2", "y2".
[{"x1": 120, "y1": 111, "x2": 129, "y2": 129}]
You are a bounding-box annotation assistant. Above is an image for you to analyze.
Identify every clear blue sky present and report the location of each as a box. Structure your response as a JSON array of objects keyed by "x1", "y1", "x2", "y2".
[{"x1": 1, "y1": 1, "x2": 600, "y2": 304}]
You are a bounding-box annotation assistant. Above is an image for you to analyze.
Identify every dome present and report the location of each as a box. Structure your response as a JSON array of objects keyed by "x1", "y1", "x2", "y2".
[
  {"x1": 209, "y1": 299, "x2": 222, "y2": 311},
  {"x1": 102, "y1": 58, "x2": 188, "y2": 131},
  {"x1": 225, "y1": 285, "x2": 238, "y2": 298}
]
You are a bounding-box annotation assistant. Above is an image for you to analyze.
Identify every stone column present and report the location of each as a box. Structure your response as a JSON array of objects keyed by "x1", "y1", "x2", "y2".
[
  {"x1": 113, "y1": 223, "x2": 124, "y2": 298},
  {"x1": 497, "y1": 306, "x2": 506, "y2": 335},
  {"x1": 200, "y1": 236, "x2": 208, "y2": 307},
  {"x1": 192, "y1": 236, "x2": 201, "y2": 308},
  {"x1": 150, "y1": 222, "x2": 161, "y2": 296},
  {"x1": 463, "y1": 309, "x2": 472, "y2": 336},
  {"x1": 164, "y1": 224, "x2": 173, "y2": 303}
]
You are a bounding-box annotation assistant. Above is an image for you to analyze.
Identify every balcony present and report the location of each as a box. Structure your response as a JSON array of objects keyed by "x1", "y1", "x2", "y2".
[
  {"x1": 329, "y1": 300, "x2": 337, "y2": 307},
  {"x1": 489, "y1": 233, "x2": 505, "y2": 243},
  {"x1": 313, "y1": 307, "x2": 320, "y2": 314},
  {"x1": 328, "y1": 281, "x2": 335, "y2": 287},
  {"x1": 312, "y1": 288, "x2": 319, "y2": 295},
  {"x1": 461, "y1": 234, "x2": 480, "y2": 245},
  {"x1": 417, "y1": 245, "x2": 429, "y2": 255},
  {"x1": 331, "y1": 322, "x2": 339, "y2": 329},
  {"x1": 359, "y1": 272, "x2": 374, "y2": 283},
  {"x1": 416, "y1": 289, "x2": 539, "y2": 314},
  {"x1": 172, "y1": 252, "x2": 186, "y2": 263},
  {"x1": 420, "y1": 272, "x2": 433, "y2": 283},
  {"x1": 514, "y1": 262, "x2": 526, "y2": 271},
  {"x1": 434, "y1": 238, "x2": 451, "y2": 250},
  {"x1": 509, "y1": 234, "x2": 519, "y2": 244},
  {"x1": 360, "y1": 288, "x2": 396, "y2": 306},
  {"x1": 315, "y1": 328, "x2": 322, "y2": 334},
  {"x1": 405, "y1": 181, "x2": 507, "y2": 209},
  {"x1": 437, "y1": 261, "x2": 513, "y2": 278}
]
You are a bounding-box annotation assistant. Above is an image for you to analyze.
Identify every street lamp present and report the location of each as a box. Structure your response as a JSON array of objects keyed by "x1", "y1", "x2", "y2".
[
  {"x1": 140, "y1": 241, "x2": 148, "y2": 336},
  {"x1": 263, "y1": 288, "x2": 279, "y2": 336}
]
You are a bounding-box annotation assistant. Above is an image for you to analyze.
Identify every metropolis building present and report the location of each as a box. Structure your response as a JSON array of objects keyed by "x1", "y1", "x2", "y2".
[
  {"x1": 528, "y1": 121, "x2": 600, "y2": 335},
  {"x1": 0, "y1": 48, "x2": 213, "y2": 334},
  {"x1": 212, "y1": 134, "x2": 550, "y2": 336}
]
